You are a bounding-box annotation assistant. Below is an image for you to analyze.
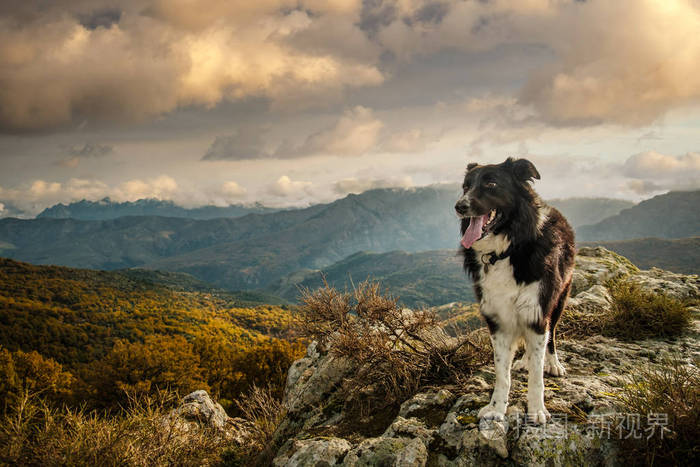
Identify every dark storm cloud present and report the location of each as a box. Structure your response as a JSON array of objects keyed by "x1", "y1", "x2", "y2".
[
  {"x1": 68, "y1": 143, "x2": 114, "y2": 157},
  {"x1": 407, "y1": 1, "x2": 450, "y2": 26},
  {"x1": 201, "y1": 128, "x2": 270, "y2": 161},
  {"x1": 358, "y1": 0, "x2": 397, "y2": 37},
  {"x1": 77, "y1": 8, "x2": 122, "y2": 30}
]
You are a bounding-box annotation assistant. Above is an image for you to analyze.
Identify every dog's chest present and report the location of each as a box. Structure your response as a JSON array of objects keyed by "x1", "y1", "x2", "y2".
[{"x1": 476, "y1": 245, "x2": 541, "y2": 328}]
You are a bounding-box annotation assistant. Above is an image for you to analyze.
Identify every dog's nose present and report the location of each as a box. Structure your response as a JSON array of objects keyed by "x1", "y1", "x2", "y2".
[{"x1": 455, "y1": 201, "x2": 469, "y2": 215}]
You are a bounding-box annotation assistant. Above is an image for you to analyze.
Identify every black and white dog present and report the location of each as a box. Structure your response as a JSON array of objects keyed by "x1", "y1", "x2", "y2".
[{"x1": 455, "y1": 158, "x2": 575, "y2": 424}]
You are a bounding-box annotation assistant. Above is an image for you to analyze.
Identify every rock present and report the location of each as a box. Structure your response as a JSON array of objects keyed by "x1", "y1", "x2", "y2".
[
  {"x1": 632, "y1": 267, "x2": 699, "y2": 300},
  {"x1": 272, "y1": 437, "x2": 352, "y2": 467},
  {"x1": 164, "y1": 390, "x2": 255, "y2": 446},
  {"x1": 398, "y1": 389, "x2": 456, "y2": 427},
  {"x1": 568, "y1": 284, "x2": 612, "y2": 310},
  {"x1": 383, "y1": 416, "x2": 436, "y2": 448},
  {"x1": 512, "y1": 423, "x2": 617, "y2": 466},
  {"x1": 284, "y1": 341, "x2": 353, "y2": 413},
  {"x1": 171, "y1": 389, "x2": 229, "y2": 429},
  {"x1": 478, "y1": 418, "x2": 509, "y2": 459},
  {"x1": 571, "y1": 247, "x2": 638, "y2": 296},
  {"x1": 343, "y1": 437, "x2": 427, "y2": 466}
]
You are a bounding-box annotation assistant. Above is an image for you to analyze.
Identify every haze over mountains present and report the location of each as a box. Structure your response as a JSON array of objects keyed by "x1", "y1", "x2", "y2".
[
  {"x1": 37, "y1": 198, "x2": 281, "y2": 220},
  {"x1": 0, "y1": 187, "x2": 698, "y2": 303}
]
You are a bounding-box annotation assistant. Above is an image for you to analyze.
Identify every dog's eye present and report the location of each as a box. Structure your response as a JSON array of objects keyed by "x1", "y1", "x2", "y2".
[{"x1": 485, "y1": 181, "x2": 497, "y2": 188}]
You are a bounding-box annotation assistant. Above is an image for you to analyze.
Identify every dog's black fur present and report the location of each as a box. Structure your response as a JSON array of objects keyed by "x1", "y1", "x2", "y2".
[{"x1": 456, "y1": 157, "x2": 575, "y2": 363}]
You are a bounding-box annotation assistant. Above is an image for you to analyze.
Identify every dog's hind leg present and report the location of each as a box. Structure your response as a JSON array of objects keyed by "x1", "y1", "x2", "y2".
[{"x1": 544, "y1": 280, "x2": 570, "y2": 376}]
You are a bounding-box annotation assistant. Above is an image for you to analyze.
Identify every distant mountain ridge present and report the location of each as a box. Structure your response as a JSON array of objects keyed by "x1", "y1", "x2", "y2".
[
  {"x1": 0, "y1": 186, "x2": 461, "y2": 289},
  {"x1": 1, "y1": 188, "x2": 694, "y2": 292},
  {"x1": 37, "y1": 197, "x2": 281, "y2": 220},
  {"x1": 577, "y1": 190, "x2": 700, "y2": 241}
]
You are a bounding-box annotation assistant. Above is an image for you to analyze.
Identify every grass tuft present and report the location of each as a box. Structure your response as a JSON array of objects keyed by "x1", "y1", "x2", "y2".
[
  {"x1": 613, "y1": 356, "x2": 699, "y2": 465},
  {"x1": 603, "y1": 280, "x2": 692, "y2": 341}
]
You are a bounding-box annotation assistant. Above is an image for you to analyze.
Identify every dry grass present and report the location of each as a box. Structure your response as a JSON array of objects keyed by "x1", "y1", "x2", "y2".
[
  {"x1": 560, "y1": 280, "x2": 692, "y2": 341},
  {"x1": 613, "y1": 356, "x2": 699, "y2": 466},
  {"x1": 223, "y1": 385, "x2": 288, "y2": 466},
  {"x1": 298, "y1": 280, "x2": 491, "y2": 410},
  {"x1": 603, "y1": 280, "x2": 692, "y2": 341},
  {"x1": 557, "y1": 306, "x2": 606, "y2": 339},
  {"x1": 0, "y1": 390, "x2": 235, "y2": 467}
]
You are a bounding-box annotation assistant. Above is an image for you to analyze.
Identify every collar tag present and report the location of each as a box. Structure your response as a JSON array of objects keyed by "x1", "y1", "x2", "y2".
[{"x1": 480, "y1": 247, "x2": 512, "y2": 273}]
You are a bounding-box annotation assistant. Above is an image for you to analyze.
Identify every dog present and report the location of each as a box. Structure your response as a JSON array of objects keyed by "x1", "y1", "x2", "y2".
[{"x1": 455, "y1": 157, "x2": 575, "y2": 424}]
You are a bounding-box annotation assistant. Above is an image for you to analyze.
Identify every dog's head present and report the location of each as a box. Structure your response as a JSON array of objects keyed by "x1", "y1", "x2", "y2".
[{"x1": 455, "y1": 157, "x2": 540, "y2": 249}]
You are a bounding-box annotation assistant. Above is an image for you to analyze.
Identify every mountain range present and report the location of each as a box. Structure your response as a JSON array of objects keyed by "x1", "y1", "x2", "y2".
[
  {"x1": 576, "y1": 190, "x2": 700, "y2": 241},
  {"x1": 0, "y1": 188, "x2": 697, "y2": 296},
  {"x1": 36, "y1": 197, "x2": 281, "y2": 220}
]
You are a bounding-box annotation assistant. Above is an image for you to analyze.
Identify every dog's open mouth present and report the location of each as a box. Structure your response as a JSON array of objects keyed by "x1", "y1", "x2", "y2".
[{"x1": 461, "y1": 209, "x2": 499, "y2": 249}]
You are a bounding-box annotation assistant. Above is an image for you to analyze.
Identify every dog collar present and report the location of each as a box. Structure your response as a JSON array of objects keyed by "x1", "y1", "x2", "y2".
[{"x1": 480, "y1": 246, "x2": 512, "y2": 273}]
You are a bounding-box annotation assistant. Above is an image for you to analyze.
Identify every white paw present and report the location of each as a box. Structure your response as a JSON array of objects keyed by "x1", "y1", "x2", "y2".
[
  {"x1": 478, "y1": 404, "x2": 506, "y2": 421},
  {"x1": 544, "y1": 358, "x2": 566, "y2": 376},
  {"x1": 527, "y1": 407, "x2": 550, "y2": 425},
  {"x1": 512, "y1": 356, "x2": 528, "y2": 372}
]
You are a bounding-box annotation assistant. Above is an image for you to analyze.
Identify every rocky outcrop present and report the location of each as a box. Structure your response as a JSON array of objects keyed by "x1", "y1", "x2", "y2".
[
  {"x1": 165, "y1": 390, "x2": 254, "y2": 445},
  {"x1": 270, "y1": 248, "x2": 699, "y2": 466}
]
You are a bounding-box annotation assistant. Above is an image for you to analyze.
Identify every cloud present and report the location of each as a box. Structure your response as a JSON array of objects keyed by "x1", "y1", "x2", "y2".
[
  {"x1": 203, "y1": 106, "x2": 436, "y2": 160},
  {"x1": 67, "y1": 142, "x2": 114, "y2": 157},
  {"x1": 4, "y1": 0, "x2": 698, "y2": 133},
  {"x1": 293, "y1": 106, "x2": 383, "y2": 156},
  {"x1": 219, "y1": 181, "x2": 247, "y2": 198},
  {"x1": 0, "y1": 1, "x2": 382, "y2": 132},
  {"x1": 514, "y1": 1, "x2": 700, "y2": 125},
  {"x1": 377, "y1": 0, "x2": 700, "y2": 126},
  {"x1": 620, "y1": 151, "x2": 700, "y2": 193},
  {"x1": 333, "y1": 175, "x2": 414, "y2": 195},
  {"x1": 622, "y1": 151, "x2": 700, "y2": 178},
  {"x1": 268, "y1": 175, "x2": 313, "y2": 198},
  {"x1": 202, "y1": 127, "x2": 271, "y2": 161},
  {"x1": 0, "y1": 174, "x2": 255, "y2": 215},
  {"x1": 115, "y1": 175, "x2": 178, "y2": 201}
]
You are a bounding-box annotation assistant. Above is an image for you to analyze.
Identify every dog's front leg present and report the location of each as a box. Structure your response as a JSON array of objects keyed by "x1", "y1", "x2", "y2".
[
  {"x1": 478, "y1": 329, "x2": 515, "y2": 421},
  {"x1": 524, "y1": 328, "x2": 550, "y2": 424}
]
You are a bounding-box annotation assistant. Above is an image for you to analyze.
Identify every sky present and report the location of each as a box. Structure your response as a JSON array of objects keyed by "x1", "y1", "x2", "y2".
[{"x1": 1, "y1": 0, "x2": 699, "y2": 217}]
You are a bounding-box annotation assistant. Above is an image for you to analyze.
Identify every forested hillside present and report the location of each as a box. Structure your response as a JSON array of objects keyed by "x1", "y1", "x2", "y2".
[
  {"x1": 0, "y1": 258, "x2": 303, "y2": 412},
  {"x1": 271, "y1": 249, "x2": 475, "y2": 307}
]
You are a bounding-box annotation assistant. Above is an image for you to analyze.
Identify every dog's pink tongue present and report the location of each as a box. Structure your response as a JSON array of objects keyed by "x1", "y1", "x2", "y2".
[{"x1": 461, "y1": 215, "x2": 486, "y2": 249}]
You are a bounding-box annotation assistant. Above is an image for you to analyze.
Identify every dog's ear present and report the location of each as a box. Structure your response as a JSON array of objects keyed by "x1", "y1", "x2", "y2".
[
  {"x1": 509, "y1": 158, "x2": 540, "y2": 182},
  {"x1": 467, "y1": 162, "x2": 478, "y2": 171}
]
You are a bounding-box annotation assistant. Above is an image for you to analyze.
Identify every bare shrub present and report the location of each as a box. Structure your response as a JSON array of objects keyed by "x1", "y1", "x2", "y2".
[{"x1": 298, "y1": 281, "x2": 491, "y2": 408}]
